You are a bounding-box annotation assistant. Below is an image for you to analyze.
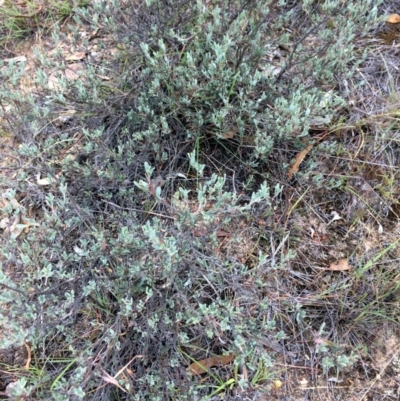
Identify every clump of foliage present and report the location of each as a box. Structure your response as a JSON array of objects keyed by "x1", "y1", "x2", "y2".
[{"x1": 0, "y1": 0, "x2": 384, "y2": 400}]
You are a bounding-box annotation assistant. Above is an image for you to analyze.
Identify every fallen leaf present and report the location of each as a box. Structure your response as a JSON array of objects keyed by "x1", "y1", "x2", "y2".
[
  {"x1": 96, "y1": 74, "x2": 111, "y2": 81},
  {"x1": 65, "y1": 52, "x2": 86, "y2": 61},
  {"x1": 73, "y1": 245, "x2": 86, "y2": 256},
  {"x1": 329, "y1": 210, "x2": 342, "y2": 222},
  {"x1": 327, "y1": 377, "x2": 343, "y2": 383},
  {"x1": 24, "y1": 343, "x2": 31, "y2": 370},
  {"x1": 0, "y1": 217, "x2": 10, "y2": 229},
  {"x1": 326, "y1": 258, "x2": 351, "y2": 271},
  {"x1": 192, "y1": 227, "x2": 208, "y2": 237},
  {"x1": 3, "y1": 55, "x2": 27, "y2": 63},
  {"x1": 287, "y1": 144, "x2": 313, "y2": 179},
  {"x1": 65, "y1": 63, "x2": 85, "y2": 80},
  {"x1": 48, "y1": 63, "x2": 85, "y2": 90},
  {"x1": 387, "y1": 14, "x2": 400, "y2": 23},
  {"x1": 221, "y1": 130, "x2": 235, "y2": 139},
  {"x1": 3, "y1": 215, "x2": 25, "y2": 239},
  {"x1": 48, "y1": 74, "x2": 61, "y2": 90},
  {"x1": 36, "y1": 173, "x2": 57, "y2": 186},
  {"x1": 326, "y1": 210, "x2": 342, "y2": 227},
  {"x1": 1, "y1": 192, "x2": 22, "y2": 209},
  {"x1": 188, "y1": 354, "x2": 235, "y2": 375}
]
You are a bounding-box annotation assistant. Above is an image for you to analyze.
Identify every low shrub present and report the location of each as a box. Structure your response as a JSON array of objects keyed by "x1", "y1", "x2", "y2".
[{"x1": 0, "y1": 0, "x2": 382, "y2": 399}]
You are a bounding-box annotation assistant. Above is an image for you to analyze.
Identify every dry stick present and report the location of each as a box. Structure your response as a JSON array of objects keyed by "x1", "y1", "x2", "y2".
[
  {"x1": 99, "y1": 355, "x2": 144, "y2": 393},
  {"x1": 357, "y1": 347, "x2": 400, "y2": 401},
  {"x1": 102, "y1": 200, "x2": 175, "y2": 220},
  {"x1": 113, "y1": 355, "x2": 144, "y2": 380}
]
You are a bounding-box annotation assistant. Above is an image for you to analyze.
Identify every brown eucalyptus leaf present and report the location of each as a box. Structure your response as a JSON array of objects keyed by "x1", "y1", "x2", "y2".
[
  {"x1": 287, "y1": 144, "x2": 313, "y2": 179},
  {"x1": 188, "y1": 354, "x2": 235, "y2": 375},
  {"x1": 326, "y1": 258, "x2": 351, "y2": 271}
]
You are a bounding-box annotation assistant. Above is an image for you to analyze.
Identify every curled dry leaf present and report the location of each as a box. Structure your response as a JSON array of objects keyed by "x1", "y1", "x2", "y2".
[
  {"x1": 188, "y1": 354, "x2": 235, "y2": 375},
  {"x1": 326, "y1": 258, "x2": 351, "y2": 271},
  {"x1": 387, "y1": 14, "x2": 400, "y2": 23},
  {"x1": 24, "y1": 343, "x2": 31, "y2": 370},
  {"x1": 287, "y1": 144, "x2": 313, "y2": 179},
  {"x1": 330, "y1": 210, "x2": 342, "y2": 222}
]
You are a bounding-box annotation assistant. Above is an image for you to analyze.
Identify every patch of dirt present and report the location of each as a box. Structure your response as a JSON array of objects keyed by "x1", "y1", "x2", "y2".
[
  {"x1": 0, "y1": 346, "x2": 28, "y2": 395},
  {"x1": 377, "y1": 21, "x2": 400, "y2": 45}
]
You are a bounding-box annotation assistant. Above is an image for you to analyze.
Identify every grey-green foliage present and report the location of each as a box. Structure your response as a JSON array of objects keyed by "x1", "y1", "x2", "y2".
[
  {"x1": 101, "y1": 0, "x2": 380, "y2": 160},
  {"x1": 0, "y1": 0, "x2": 382, "y2": 399},
  {"x1": 0, "y1": 174, "x2": 278, "y2": 399}
]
